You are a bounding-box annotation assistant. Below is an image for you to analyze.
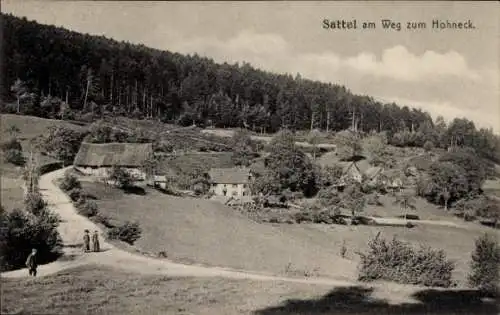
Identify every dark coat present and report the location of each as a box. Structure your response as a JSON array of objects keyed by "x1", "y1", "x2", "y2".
[{"x1": 26, "y1": 253, "x2": 37, "y2": 268}]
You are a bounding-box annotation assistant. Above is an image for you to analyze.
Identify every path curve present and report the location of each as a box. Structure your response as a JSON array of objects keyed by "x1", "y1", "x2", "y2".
[
  {"x1": 0, "y1": 168, "x2": 360, "y2": 288},
  {"x1": 1, "y1": 167, "x2": 486, "y2": 296}
]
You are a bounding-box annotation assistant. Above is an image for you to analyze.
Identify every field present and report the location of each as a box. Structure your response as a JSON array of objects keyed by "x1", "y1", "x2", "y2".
[
  {"x1": 2, "y1": 265, "x2": 498, "y2": 315},
  {"x1": 0, "y1": 114, "x2": 87, "y2": 212},
  {"x1": 80, "y1": 181, "x2": 498, "y2": 285}
]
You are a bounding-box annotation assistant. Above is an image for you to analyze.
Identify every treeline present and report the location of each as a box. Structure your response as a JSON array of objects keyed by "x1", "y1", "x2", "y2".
[
  {"x1": 1, "y1": 13, "x2": 500, "y2": 163},
  {"x1": 2, "y1": 14, "x2": 431, "y2": 132}
]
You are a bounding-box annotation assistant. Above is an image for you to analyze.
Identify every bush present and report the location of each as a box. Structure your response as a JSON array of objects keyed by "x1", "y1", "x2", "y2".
[
  {"x1": 0, "y1": 208, "x2": 62, "y2": 272},
  {"x1": 59, "y1": 172, "x2": 81, "y2": 191},
  {"x1": 93, "y1": 213, "x2": 114, "y2": 228},
  {"x1": 108, "y1": 166, "x2": 133, "y2": 189},
  {"x1": 107, "y1": 221, "x2": 142, "y2": 245},
  {"x1": 358, "y1": 233, "x2": 455, "y2": 287},
  {"x1": 76, "y1": 199, "x2": 99, "y2": 217},
  {"x1": 24, "y1": 192, "x2": 47, "y2": 216},
  {"x1": 68, "y1": 188, "x2": 82, "y2": 202},
  {"x1": 1, "y1": 137, "x2": 22, "y2": 151},
  {"x1": 423, "y1": 140, "x2": 435, "y2": 152},
  {"x1": 4, "y1": 149, "x2": 25, "y2": 166},
  {"x1": 468, "y1": 233, "x2": 500, "y2": 295}
]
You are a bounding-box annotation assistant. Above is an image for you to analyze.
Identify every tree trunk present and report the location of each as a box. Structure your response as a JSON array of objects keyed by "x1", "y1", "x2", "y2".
[
  {"x1": 110, "y1": 73, "x2": 114, "y2": 104},
  {"x1": 326, "y1": 110, "x2": 330, "y2": 132},
  {"x1": 84, "y1": 78, "x2": 90, "y2": 111},
  {"x1": 310, "y1": 111, "x2": 315, "y2": 131},
  {"x1": 16, "y1": 97, "x2": 20, "y2": 113},
  {"x1": 444, "y1": 198, "x2": 448, "y2": 211}
]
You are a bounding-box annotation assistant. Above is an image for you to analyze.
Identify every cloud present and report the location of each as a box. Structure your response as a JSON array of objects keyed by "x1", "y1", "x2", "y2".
[
  {"x1": 345, "y1": 46, "x2": 480, "y2": 82},
  {"x1": 378, "y1": 96, "x2": 500, "y2": 133},
  {"x1": 171, "y1": 31, "x2": 482, "y2": 83},
  {"x1": 161, "y1": 30, "x2": 499, "y2": 132}
]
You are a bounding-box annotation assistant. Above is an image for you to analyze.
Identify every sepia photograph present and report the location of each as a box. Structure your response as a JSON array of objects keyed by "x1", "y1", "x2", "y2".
[{"x1": 0, "y1": 1, "x2": 499, "y2": 314}]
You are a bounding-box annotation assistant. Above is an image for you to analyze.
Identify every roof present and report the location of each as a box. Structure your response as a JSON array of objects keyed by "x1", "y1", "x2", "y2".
[
  {"x1": 74, "y1": 142, "x2": 153, "y2": 167},
  {"x1": 208, "y1": 167, "x2": 252, "y2": 184},
  {"x1": 365, "y1": 166, "x2": 382, "y2": 180}
]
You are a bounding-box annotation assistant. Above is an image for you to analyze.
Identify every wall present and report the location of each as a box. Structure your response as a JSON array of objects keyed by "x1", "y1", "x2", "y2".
[
  {"x1": 211, "y1": 183, "x2": 251, "y2": 197},
  {"x1": 75, "y1": 166, "x2": 147, "y2": 181}
]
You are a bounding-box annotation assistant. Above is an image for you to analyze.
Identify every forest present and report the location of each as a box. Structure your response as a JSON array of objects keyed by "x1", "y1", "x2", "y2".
[{"x1": 1, "y1": 13, "x2": 499, "y2": 163}]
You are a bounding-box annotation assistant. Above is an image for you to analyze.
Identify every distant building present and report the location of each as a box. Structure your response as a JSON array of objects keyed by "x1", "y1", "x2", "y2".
[
  {"x1": 208, "y1": 167, "x2": 253, "y2": 197},
  {"x1": 74, "y1": 142, "x2": 153, "y2": 180},
  {"x1": 334, "y1": 160, "x2": 383, "y2": 187}
]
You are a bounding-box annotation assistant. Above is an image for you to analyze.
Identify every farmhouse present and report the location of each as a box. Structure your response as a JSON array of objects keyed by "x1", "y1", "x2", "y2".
[
  {"x1": 208, "y1": 167, "x2": 253, "y2": 197},
  {"x1": 74, "y1": 142, "x2": 153, "y2": 180}
]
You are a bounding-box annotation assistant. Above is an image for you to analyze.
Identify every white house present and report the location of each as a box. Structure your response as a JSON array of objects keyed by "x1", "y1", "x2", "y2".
[
  {"x1": 208, "y1": 167, "x2": 253, "y2": 197},
  {"x1": 73, "y1": 142, "x2": 154, "y2": 180}
]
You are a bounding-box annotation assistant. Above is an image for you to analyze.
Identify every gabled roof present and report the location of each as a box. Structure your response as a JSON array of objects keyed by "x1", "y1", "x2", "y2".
[
  {"x1": 365, "y1": 166, "x2": 383, "y2": 180},
  {"x1": 208, "y1": 167, "x2": 252, "y2": 184},
  {"x1": 74, "y1": 142, "x2": 153, "y2": 167}
]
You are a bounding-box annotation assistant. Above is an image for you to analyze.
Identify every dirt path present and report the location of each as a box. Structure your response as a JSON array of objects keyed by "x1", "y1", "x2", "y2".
[{"x1": 0, "y1": 168, "x2": 362, "y2": 288}]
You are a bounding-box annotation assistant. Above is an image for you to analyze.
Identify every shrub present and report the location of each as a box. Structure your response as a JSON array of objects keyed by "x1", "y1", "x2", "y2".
[
  {"x1": 76, "y1": 200, "x2": 99, "y2": 217},
  {"x1": 108, "y1": 166, "x2": 133, "y2": 189},
  {"x1": 423, "y1": 140, "x2": 435, "y2": 152},
  {"x1": 468, "y1": 233, "x2": 500, "y2": 296},
  {"x1": 1, "y1": 137, "x2": 22, "y2": 152},
  {"x1": 93, "y1": 213, "x2": 114, "y2": 228},
  {"x1": 68, "y1": 188, "x2": 82, "y2": 202},
  {"x1": 4, "y1": 149, "x2": 25, "y2": 166},
  {"x1": 59, "y1": 172, "x2": 81, "y2": 191},
  {"x1": 24, "y1": 192, "x2": 47, "y2": 216},
  {"x1": 107, "y1": 221, "x2": 142, "y2": 245},
  {"x1": 0, "y1": 208, "x2": 62, "y2": 272},
  {"x1": 358, "y1": 233, "x2": 455, "y2": 287}
]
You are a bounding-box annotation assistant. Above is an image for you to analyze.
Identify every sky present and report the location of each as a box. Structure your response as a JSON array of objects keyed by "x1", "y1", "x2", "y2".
[{"x1": 3, "y1": 1, "x2": 499, "y2": 132}]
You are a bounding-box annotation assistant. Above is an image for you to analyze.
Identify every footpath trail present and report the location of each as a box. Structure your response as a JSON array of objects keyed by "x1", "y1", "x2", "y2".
[
  {"x1": 0, "y1": 168, "x2": 361, "y2": 288},
  {"x1": 0, "y1": 168, "x2": 478, "y2": 299}
]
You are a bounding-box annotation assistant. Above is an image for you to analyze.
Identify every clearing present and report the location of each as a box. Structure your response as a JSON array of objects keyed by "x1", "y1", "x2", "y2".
[
  {"x1": 81, "y1": 179, "x2": 498, "y2": 284},
  {"x1": 1, "y1": 114, "x2": 86, "y2": 212},
  {"x1": 2, "y1": 265, "x2": 497, "y2": 315}
]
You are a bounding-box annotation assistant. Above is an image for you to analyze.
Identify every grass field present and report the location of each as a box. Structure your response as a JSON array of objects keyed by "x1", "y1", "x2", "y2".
[
  {"x1": 1, "y1": 113, "x2": 86, "y2": 144},
  {"x1": 0, "y1": 114, "x2": 86, "y2": 211},
  {"x1": 2, "y1": 265, "x2": 497, "y2": 315},
  {"x1": 79, "y1": 181, "x2": 499, "y2": 285}
]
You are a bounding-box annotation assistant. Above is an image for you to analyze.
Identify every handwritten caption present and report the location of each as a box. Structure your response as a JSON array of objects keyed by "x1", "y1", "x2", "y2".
[{"x1": 322, "y1": 19, "x2": 476, "y2": 31}]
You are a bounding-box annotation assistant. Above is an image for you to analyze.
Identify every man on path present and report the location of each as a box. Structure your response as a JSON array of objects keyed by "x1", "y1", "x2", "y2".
[
  {"x1": 83, "y1": 229, "x2": 90, "y2": 252},
  {"x1": 92, "y1": 230, "x2": 100, "y2": 252},
  {"x1": 25, "y1": 248, "x2": 38, "y2": 277}
]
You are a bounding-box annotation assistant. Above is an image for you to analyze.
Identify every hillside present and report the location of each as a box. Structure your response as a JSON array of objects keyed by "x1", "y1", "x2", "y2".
[
  {"x1": 79, "y1": 180, "x2": 498, "y2": 284},
  {"x1": 2, "y1": 13, "x2": 436, "y2": 134},
  {"x1": 3, "y1": 265, "x2": 497, "y2": 315},
  {"x1": 0, "y1": 114, "x2": 87, "y2": 211}
]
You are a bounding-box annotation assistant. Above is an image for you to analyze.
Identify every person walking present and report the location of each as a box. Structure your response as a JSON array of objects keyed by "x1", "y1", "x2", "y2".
[
  {"x1": 25, "y1": 248, "x2": 38, "y2": 277},
  {"x1": 83, "y1": 230, "x2": 90, "y2": 252},
  {"x1": 92, "y1": 230, "x2": 100, "y2": 252}
]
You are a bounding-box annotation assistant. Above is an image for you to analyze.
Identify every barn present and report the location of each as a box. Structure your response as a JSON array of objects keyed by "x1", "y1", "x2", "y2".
[{"x1": 73, "y1": 142, "x2": 154, "y2": 180}]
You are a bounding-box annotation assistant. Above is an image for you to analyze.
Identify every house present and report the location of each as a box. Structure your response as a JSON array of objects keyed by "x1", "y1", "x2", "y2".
[
  {"x1": 74, "y1": 142, "x2": 153, "y2": 180},
  {"x1": 333, "y1": 159, "x2": 384, "y2": 188},
  {"x1": 208, "y1": 167, "x2": 253, "y2": 197},
  {"x1": 382, "y1": 169, "x2": 405, "y2": 192}
]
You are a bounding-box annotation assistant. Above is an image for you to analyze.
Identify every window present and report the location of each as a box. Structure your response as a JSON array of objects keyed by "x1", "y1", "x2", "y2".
[
  {"x1": 243, "y1": 191, "x2": 247, "y2": 196},
  {"x1": 233, "y1": 184, "x2": 238, "y2": 188},
  {"x1": 243, "y1": 184, "x2": 247, "y2": 188}
]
